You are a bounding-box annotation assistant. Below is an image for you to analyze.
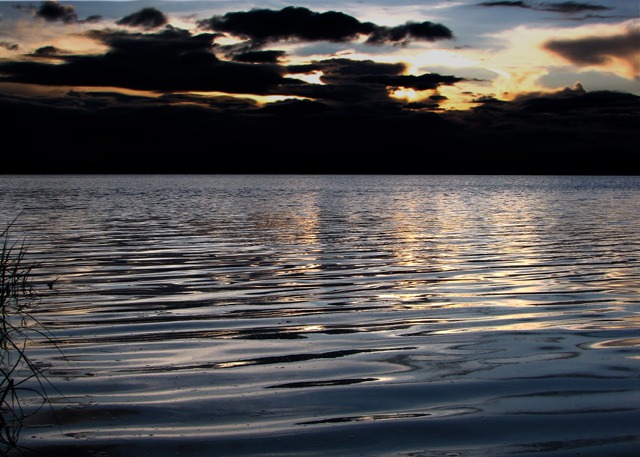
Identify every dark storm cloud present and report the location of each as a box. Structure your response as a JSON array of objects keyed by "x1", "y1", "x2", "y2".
[
  {"x1": 88, "y1": 26, "x2": 214, "y2": 57},
  {"x1": 197, "y1": 7, "x2": 375, "y2": 43},
  {"x1": 32, "y1": 45, "x2": 60, "y2": 56},
  {"x1": 258, "y1": 98, "x2": 331, "y2": 117},
  {"x1": 365, "y1": 22, "x2": 454, "y2": 45},
  {"x1": 538, "y1": 2, "x2": 611, "y2": 13},
  {"x1": 305, "y1": 58, "x2": 461, "y2": 91},
  {"x1": 1, "y1": 3, "x2": 458, "y2": 107},
  {"x1": 0, "y1": 40, "x2": 19, "y2": 51},
  {"x1": 283, "y1": 58, "x2": 462, "y2": 105},
  {"x1": 197, "y1": 6, "x2": 453, "y2": 48},
  {"x1": 82, "y1": 15, "x2": 103, "y2": 24},
  {"x1": 0, "y1": 26, "x2": 291, "y2": 94},
  {"x1": 477, "y1": 2, "x2": 531, "y2": 9},
  {"x1": 459, "y1": 84, "x2": 640, "y2": 162},
  {"x1": 33, "y1": 1, "x2": 102, "y2": 24},
  {"x1": 472, "y1": 95, "x2": 507, "y2": 104},
  {"x1": 466, "y1": 83, "x2": 639, "y2": 127},
  {"x1": 444, "y1": 83, "x2": 640, "y2": 171},
  {"x1": 478, "y1": 1, "x2": 611, "y2": 13},
  {"x1": 295, "y1": 58, "x2": 407, "y2": 78},
  {"x1": 157, "y1": 92, "x2": 259, "y2": 111},
  {"x1": 233, "y1": 50, "x2": 286, "y2": 63},
  {"x1": 544, "y1": 29, "x2": 640, "y2": 67},
  {"x1": 0, "y1": 18, "x2": 462, "y2": 107},
  {"x1": 2, "y1": 83, "x2": 637, "y2": 174},
  {"x1": 405, "y1": 101, "x2": 440, "y2": 110},
  {"x1": 515, "y1": 84, "x2": 639, "y2": 112},
  {"x1": 284, "y1": 59, "x2": 404, "y2": 103},
  {"x1": 116, "y1": 7, "x2": 168, "y2": 30},
  {"x1": 283, "y1": 59, "x2": 400, "y2": 103},
  {"x1": 359, "y1": 73, "x2": 462, "y2": 90},
  {"x1": 36, "y1": 0, "x2": 77, "y2": 23},
  {"x1": 1, "y1": 4, "x2": 638, "y2": 174}
]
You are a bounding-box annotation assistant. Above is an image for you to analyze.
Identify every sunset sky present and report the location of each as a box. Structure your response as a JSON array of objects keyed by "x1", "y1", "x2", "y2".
[{"x1": 1, "y1": 1, "x2": 638, "y2": 173}]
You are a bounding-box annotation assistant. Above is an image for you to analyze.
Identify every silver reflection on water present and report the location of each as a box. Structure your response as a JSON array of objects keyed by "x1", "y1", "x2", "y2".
[{"x1": 0, "y1": 174, "x2": 639, "y2": 457}]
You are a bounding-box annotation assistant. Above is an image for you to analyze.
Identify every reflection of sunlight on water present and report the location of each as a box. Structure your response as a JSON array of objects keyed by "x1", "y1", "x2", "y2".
[
  {"x1": 301, "y1": 325, "x2": 325, "y2": 332},
  {"x1": 591, "y1": 338, "x2": 640, "y2": 349},
  {"x1": 215, "y1": 361, "x2": 255, "y2": 369},
  {"x1": 3, "y1": 175, "x2": 640, "y2": 457}
]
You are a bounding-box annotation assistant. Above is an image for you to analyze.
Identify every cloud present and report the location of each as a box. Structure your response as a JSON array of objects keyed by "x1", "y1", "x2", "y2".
[
  {"x1": 359, "y1": 73, "x2": 462, "y2": 91},
  {"x1": 0, "y1": 26, "x2": 291, "y2": 94},
  {"x1": 544, "y1": 28, "x2": 640, "y2": 75},
  {"x1": 36, "y1": 0, "x2": 77, "y2": 23},
  {"x1": 3, "y1": 3, "x2": 455, "y2": 98},
  {"x1": 197, "y1": 6, "x2": 453, "y2": 48},
  {"x1": 0, "y1": 87, "x2": 454, "y2": 173},
  {"x1": 1, "y1": 83, "x2": 637, "y2": 174},
  {"x1": 258, "y1": 98, "x2": 331, "y2": 117},
  {"x1": 34, "y1": 1, "x2": 102, "y2": 24},
  {"x1": 32, "y1": 45, "x2": 60, "y2": 56},
  {"x1": 446, "y1": 83, "x2": 640, "y2": 167},
  {"x1": 0, "y1": 22, "x2": 461, "y2": 107},
  {"x1": 513, "y1": 82, "x2": 640, "y2": 113},
  {"x1": 365, "y1": 22, "x2": 454, "y2": 45},
  {"x1": 0, "y1": 41, "x2": 19, "y2": 51},
  {"x1": 295, "y1": 58, "x2": 407, "y2": 79},
  {"x1": 537, "y1": 2, "x2": 611, "y2": 14},
  {"x1": 470, "y1": 82, "x2": 639, "y2": 120},
  {"x1": 198, "y1": 7, "x2": 375, "y2": 43},
  {"x1": 233, "y1": 50, "x2": 286, "y2": 63},
  {"x1": 470, "y1": 19, "x2": 638, "y2": 99},
  {"x1": 477, "y1": 1, "x2": 530, "y2": 8},
  {"x1": 1, "y1": 3, "x2": 637, "y2": 174},
  {"x1": 477, "y1": 1, "x2": 611, "y2": 14},
  {"x1": 116, "y1": 7, "x2": 168, "y2": 30},
  {"x1": 284, "y1": 58, "x2": 462, "y2": 105},
  {"x1": 285, "y1": 58, "x2": 407, "y2": 103}
]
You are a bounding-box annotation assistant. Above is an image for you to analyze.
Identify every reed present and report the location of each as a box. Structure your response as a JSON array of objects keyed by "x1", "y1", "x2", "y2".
[{"x1": 0, "y1": 217, "x2": 61, "y2": 455}]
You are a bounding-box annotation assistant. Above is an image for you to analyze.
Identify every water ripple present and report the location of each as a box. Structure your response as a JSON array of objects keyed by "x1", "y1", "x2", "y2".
[{"x1": 1, "y1": 175, "x2": 639, "y2": 457}]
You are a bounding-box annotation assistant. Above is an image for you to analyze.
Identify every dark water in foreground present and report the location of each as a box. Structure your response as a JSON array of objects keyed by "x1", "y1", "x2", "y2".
[{"x1": 1, "y1": 174, "x2": 639, "y2": 457}]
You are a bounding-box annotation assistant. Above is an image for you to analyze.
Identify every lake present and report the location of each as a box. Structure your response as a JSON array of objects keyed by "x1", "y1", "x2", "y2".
[{"x1": 1, "y1": 174, "x2": 638, "y2": 456}]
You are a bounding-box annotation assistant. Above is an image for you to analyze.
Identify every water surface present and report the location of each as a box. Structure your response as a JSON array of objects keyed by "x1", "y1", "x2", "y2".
[{"x1": 1, "y1": 174, "x2": 638, "y2": 456}]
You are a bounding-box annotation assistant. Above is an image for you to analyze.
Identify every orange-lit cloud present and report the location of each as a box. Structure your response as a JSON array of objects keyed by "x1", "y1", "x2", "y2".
[
  {"x1": 0, "y1": 16, "x2": 106, "y2": 59},
  {"x1": 459, "y1": 19, "x2": 639, "y2": 99},
  {"x1": 543, "y1": 25, "x2": 639, "y2": 79}
]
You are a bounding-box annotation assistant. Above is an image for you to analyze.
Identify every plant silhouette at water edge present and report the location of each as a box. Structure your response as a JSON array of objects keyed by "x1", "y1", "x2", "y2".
[{"x1": 0, "y1": 217, "x2": 64, "y2": 456}]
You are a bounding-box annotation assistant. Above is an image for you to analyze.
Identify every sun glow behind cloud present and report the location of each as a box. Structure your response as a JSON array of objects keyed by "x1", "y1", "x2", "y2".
[
  {"x1": 289, "y1": 71, "x2": 325, "y2": 85},
  {"x1": 477, "y1": 19, "x2": 640, "y2": 99},
  {"x1": 1, "y1": 1, "x2": 638, "y2": 115},
  {"x1": 0, "y1": 18, "x2": 108, "y2": 58},
  {"x1": 409, "y1": 49, "x2": 478, "y2": 70},
  {"x1": 282, "y1": 17, "x2": 639, "y2": 108},
  {"x1": 209, "y1": 12, "x2": 637, "y2": 110},
  {"x1": 0, "y1": 81, "x2": 161, "y2": 99},
  {"x1": 189, "y1": 91, "x2": 312, "y2": 105}
]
